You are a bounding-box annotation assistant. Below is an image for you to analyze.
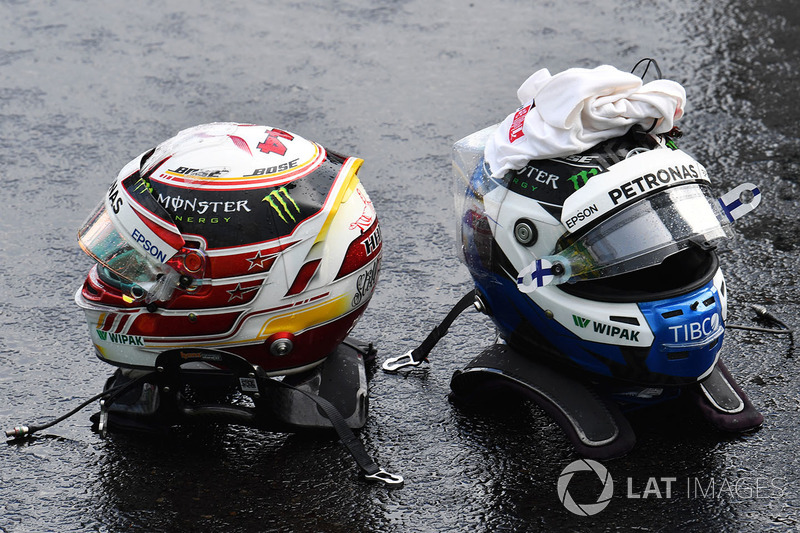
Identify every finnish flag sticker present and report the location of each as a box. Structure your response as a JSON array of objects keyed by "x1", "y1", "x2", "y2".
[
  {"x1": 517, "y1": 258, "x2": 555, "y2": 293},
  {"x1": 718, "y1": 182, "x2": 761, "y2": 222}
]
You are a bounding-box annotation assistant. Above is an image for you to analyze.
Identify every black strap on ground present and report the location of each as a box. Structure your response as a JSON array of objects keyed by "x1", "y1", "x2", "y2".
[
  {"x1": 409, "y1": 289, "x2": 476, "y2": 364},
  {"x1": 268, "y1": 378, "x2": 403, "y2": 486},
  {"x1": 152, "y1": 348, "x2": 402, "y2": 487}
]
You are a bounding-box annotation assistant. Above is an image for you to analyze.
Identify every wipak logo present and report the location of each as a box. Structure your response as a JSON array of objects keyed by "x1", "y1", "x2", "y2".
[
  {"x1": 263, "y1": 186, "x2": 300, "y2": 223},
  {"x1": 571, "y1": 315, "x2": 640, "y2": 341},
  {"x1": 96, "y1": 329, "x2": 145, "y2": 346},
  {"x1": 573, "y1": 315, "x2": 590, "y2": 328}
]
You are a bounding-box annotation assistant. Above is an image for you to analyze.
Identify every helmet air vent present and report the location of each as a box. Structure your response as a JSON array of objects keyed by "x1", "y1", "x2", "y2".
[{"x1": 609, "y1": 316, "x2": 640, "y2": 326}]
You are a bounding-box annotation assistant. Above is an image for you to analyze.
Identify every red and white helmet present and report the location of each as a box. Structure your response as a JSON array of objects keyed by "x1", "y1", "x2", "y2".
[{"x1": 76, "y1": 123, "x2": 382, "y2": 375}]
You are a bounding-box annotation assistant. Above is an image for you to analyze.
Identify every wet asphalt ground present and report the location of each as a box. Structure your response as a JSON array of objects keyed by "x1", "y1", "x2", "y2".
[{"x1": 1, "y1": 0, "x2": 799, "y2": 531}]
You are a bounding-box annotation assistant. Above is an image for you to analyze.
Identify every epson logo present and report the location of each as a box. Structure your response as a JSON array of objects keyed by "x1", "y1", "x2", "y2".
[
  {"x1": 131, "y1": 228, "x2": 168, "y2": 263},
  {"x1": 565, "y1": 204, "x2": 599, "y2": 229}
]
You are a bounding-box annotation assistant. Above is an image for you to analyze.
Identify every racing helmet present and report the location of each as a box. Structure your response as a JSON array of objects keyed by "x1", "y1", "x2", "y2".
[
  {"x1": 455, "y1": 125, "x2": 761, "y2": 386},
  {"x1": 76, "y1": 123, "x2": 382, "y2": 375}
]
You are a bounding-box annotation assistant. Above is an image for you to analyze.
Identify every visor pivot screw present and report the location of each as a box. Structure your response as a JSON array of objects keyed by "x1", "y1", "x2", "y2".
[
  {"x1": 551, "y1": 262, "x2": 566, "y2": 277},
  {"x1": 146, "y1": 303, "x2": 158, "y2": 313},
  {"x1": 188, "y1": 313, "x2": 197, "y2": 322},
  {"x1": 514, "y1": 220, "x2": 538, "y2": 246},
  {"x1": 270, "y1": 338, "x2": 294, "y2": 357}
]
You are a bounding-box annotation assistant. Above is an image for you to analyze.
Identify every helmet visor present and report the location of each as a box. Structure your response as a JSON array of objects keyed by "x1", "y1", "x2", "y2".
[
  {"x1": 77, "y1": 201, "x2": 175, "y2": 294},
  {"x1": 550, "y1": 184, "x2": 730, "y2": 283}
]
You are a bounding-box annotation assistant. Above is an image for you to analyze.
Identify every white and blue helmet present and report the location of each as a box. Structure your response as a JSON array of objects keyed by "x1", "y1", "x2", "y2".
[{"x1": 455, "y1": 125, "x2": 760, "y2": 386}]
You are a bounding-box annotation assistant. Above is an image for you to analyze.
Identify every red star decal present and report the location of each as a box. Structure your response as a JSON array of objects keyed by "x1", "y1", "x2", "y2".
[
  {"x1": 226, "y1": 283, "x2": 260, "y2": 302},
  {"x1": 245, "y1": 250, "x2": 275, "y2": 271}
]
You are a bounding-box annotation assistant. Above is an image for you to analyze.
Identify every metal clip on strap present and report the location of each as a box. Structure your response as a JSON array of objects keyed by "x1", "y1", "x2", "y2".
[
  {"x1": 381, "y1": 350, "x2": 423, "y2": 373},
  {"x1": 362, "y1": 467, "x2": 404, "y2": 486},
  {"x1": 269, "y1": 375, "x2": 403, "y2": 487},
  {"x1": 98, "y1": 399, "x2": 110, "y2": 438},
  {"x1": 382, "y1": 290, "x2": 477, "y2": 373}
]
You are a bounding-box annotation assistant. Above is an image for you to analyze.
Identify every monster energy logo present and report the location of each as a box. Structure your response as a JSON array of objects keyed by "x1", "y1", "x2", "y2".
[
  {"x1": 567, "y1": 169, "x2": 599, "y2": 191},
  {"x1": 262, "y1": 186, "x2": 300, "y2": 223},
  {"x1": 132, "y1": 177, "x2": 154, "y2": 194}
]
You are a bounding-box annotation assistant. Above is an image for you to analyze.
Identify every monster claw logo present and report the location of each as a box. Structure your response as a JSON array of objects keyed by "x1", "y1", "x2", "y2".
[
  {"x1": 263, "y1": 186, "x2": 300, "y2": 223},
  {"x1": 568, "y1": 168, "x2": 599, "y2": 191},
  {"x1": 132, "y1": 177, "x2": 154, "y2": 194}
]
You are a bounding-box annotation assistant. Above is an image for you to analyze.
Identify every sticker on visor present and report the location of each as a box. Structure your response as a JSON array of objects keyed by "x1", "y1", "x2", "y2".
[
  {"x1": 717, "y1": 182, "x2": 761, "y2": 222},
  {"x1": 516, "y1": 182, "x2": 762, "y2": 292},
  {"x1": 517, "y1": 258, "x2": 557, "y2": 293}
]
